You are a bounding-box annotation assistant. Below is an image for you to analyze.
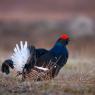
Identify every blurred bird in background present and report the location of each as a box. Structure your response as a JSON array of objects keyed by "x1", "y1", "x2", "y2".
[{"x1": 1, "y1": 34, "x2": 69, "y2": 81}]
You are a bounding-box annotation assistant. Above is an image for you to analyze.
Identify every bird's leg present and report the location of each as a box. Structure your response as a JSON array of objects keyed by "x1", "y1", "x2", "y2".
[{"x1": 52, "y1": 65, "x2": 61, "y2": 78}]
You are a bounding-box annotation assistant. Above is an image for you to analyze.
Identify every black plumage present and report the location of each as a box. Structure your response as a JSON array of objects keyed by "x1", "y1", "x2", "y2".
[{"x1": 1, "y1": 34, "x2": 69, "y2": 80}]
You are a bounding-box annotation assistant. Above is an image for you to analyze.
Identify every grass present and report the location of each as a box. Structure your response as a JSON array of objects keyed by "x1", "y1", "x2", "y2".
[{"x1": 0, "y1": 58, "x2": 95, "y2": 95}]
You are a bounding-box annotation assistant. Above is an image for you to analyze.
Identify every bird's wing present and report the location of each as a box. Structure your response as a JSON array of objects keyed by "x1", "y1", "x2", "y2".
[
  {"x1": 36, "y1": 49, "x2": 48, "y2": 58},
  {"x1": 11, "y1": 41, "x2": 31, "y2": 72},
  {"x1": 34, "y1": 66, "x2": 49, "y2": 71}
]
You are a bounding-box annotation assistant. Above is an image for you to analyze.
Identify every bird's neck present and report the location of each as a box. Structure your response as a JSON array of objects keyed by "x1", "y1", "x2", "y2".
[
  {"x1": 55, "y1": 42, "x2": 64, "y2": 46},
  {"x1": 50, "y1": 42, "x2": 66, "y2": 54}
]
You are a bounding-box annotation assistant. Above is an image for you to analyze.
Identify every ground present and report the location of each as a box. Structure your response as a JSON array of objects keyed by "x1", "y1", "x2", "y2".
[{"x1": 0, "y1": 58, "x2": 95, "y2": 95}]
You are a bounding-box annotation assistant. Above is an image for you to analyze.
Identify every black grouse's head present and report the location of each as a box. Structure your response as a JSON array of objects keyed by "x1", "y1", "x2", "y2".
[
  {"x1": 57, "y1": 34, "x2": 70, "y2": 46},
  {"x1": 1, "y1": 59, "x2": 14, "y2": 74}
]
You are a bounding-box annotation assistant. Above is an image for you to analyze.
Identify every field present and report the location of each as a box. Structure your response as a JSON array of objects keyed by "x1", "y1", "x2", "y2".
[
  {"x1": 0, "y1": 9, "x2": 95, "y2": 94},
  {"x1": 0, "y1": 56, "x2": 95, "y2": 95}
]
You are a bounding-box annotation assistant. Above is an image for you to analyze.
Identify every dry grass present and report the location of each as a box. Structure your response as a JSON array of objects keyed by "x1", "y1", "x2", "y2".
[{"x1": 0, "y1": 57, "x2": 95, "y2": 95}]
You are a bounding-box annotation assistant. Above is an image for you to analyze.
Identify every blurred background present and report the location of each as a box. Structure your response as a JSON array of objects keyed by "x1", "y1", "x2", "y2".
[
  {"x1": 0, "y1": 0, "x2": 95, "y2": 61},
  {"x1": 0, "y1": 0, "x2": 95, "y2": 95},
  {"x1": 0, "y1": 0, "x2": 95, "y2": 60}
]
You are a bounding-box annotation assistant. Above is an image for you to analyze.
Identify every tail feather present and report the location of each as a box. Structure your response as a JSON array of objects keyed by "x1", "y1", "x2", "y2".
[
  {"x1": 20, "y1": 41, "x2": 23, "y2": 50},
  {"x1": 11, "y1": 41, "x2": 30, "y2": 72}
]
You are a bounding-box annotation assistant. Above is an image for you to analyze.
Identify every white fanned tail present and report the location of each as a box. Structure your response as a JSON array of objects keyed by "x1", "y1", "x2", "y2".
[{"x1": 11, "y1": 41, "x2": 30, "y2": 72}]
